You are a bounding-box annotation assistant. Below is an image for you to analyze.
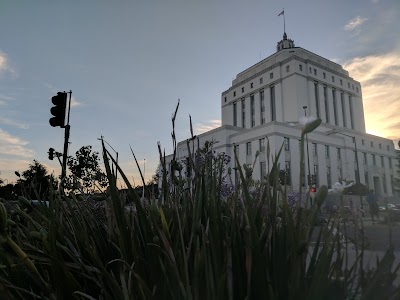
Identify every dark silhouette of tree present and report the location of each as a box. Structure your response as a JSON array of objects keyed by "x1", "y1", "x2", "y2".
[
  {"x1": 65, "y1": 146, "x2": 108, "y2": 194},
  {"x1": 17, "y1": 160, "x2": 58, "y2": 199}
]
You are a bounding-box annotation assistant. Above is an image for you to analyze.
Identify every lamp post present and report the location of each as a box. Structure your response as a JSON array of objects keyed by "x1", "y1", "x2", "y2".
[
  {"x1": 303, "y1": 106, "x2": 312, "y2": 192},
  {"x1": 326, "y1": 130, "x2": 363, "y2": 211}
]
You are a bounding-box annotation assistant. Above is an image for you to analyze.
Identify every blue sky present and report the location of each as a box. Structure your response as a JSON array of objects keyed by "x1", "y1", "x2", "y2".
[{"x1": 0, "y1": 0, "x2": 399, "y2": 186}]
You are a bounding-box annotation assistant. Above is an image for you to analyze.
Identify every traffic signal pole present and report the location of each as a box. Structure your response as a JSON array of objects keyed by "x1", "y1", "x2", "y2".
[
  {"x1": 60, "y1": 124, "x2": 70, "y2": 193},
  {"x1": 60, "y1": 91, "x2": 72, "y2": 194}
]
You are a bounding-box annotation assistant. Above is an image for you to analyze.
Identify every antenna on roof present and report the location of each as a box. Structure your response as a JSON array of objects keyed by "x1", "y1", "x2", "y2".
[{"x1": 278, "y1": 9, "x2": 285, "y2": 35}]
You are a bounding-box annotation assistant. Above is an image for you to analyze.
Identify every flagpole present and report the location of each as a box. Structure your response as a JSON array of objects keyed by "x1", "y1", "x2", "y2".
[{"x1": 283, "y1": 9, "x2": 286, "y2": 33}]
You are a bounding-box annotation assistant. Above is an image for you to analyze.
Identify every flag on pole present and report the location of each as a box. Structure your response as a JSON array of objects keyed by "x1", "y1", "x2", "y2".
[{"x1": 278, "y1": 10, "x2": 284, "y2": 17}]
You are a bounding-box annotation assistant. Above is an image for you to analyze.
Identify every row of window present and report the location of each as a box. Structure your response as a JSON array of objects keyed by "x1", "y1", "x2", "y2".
[
  {"x1": 305, "y1": 65, "x2": 359, "y2": 93},
  {"x1": 244, "y1": 138, "x2": 393, "y2": 170},
  {"x1": 230, "y1": 73, "x2": 274, "y2": 99},
  {"x1": 237, "y1": 140, "x2": 393, "y2": 192},
  {"x1": 233, "y1": 86, "x2": 276, "y2": 128},
  {"x1": 361, "y1": 139, "x2": 391, "y2": 151}
]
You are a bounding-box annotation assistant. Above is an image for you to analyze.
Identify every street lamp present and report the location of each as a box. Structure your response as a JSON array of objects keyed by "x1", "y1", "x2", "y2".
[
  {"x1": 303, "y1": 106, "x2": 312, "y2": 191},
  {"x1": 326, "y1": 130, "x2": 363, "y2": 210}
]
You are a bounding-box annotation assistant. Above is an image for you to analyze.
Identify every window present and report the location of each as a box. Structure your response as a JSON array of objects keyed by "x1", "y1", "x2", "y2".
[
  {"x1": 371, "y1": 141, "x2": 374, "y2": 147},
  {"x1": 389, "y1": 157, "x2": 392, "y2": 168},
  {"x1": 356, "y1": 87, "x2": 359, "y2": 93},
  {"x1": 224, "y1": 96, "x2": 227, "y2": 103},
  {"x1": 341, "y1": 92, "x2": 346, "y2": 127},
  {"x1": 284, "y1": 137, "x2": 290, "y2": 151},
  {"x1": 250, "y1": 82, "x2": 253, "y2": 89},
  {"x1": 285, "y1": 161, "x2": 292, "y2": 185},
  {"x1": 314, "y1": 68, "x2": 317, "y2": 75},
  {"x1": 260, "y1": 161, "x2": 266, "y2": 180},
  {"x1": 325, "y1": 145, "x2": 330, "y2": 158},
  {"x1": 233, "y1": 102, "x2": 237, "y2": 126},
  {"x1": 364, "y1": 172, "x2": 369, "y2": 188},
  {"x1": 340, "y1": 79, "x2": 343, "y2": 85},
  {"x1": 270, "y1": 85, "x2": 276, "y2": 121},
  {"x1": 314, "y1": 82, "x2": 320, "y2": 118},
  {"x1": 313, "y1": 165, "x2": 319, "y2": 182},
  {"x1": 387, "y1": 145, "x2": 390, "y2": 151},
  {"x1": 338, "y1": 167, "x2": 343, "y2": 181},
  {"x1": 332, "y1": 89, "x2": 338, "y2": 125},
  {"x1": 348, "y1": 82, "x2": 350, "y2": 88},
  {"x1": 260, "y1": 90, "x2": 265, "y2": 124},
  {"x1": 286, "y1": 65, "x2": 290, "y2": 72},
  {"x1": 312, "y1": 143, "x2": 317, "y2": 156},
  {"x1": 260, "y1": 77, "x2": 263, "y2": 84},
  {"x1": 383, "y1": 174, "x2": 387, "y2": 193},
  {"x1": 250, "y1": 94, "x2": 255, "y2": 127},
  {"x1": 381, "y1": 156, "x2": 384, "y2": 167},
  {"x1": 299, "y1": 64, "x2": 303, "y2": 71},
  {"x1": 270, "y1": 72, "x2": 273, "y2": 79},
  {"x1": 241, "y1": 99, "x2": 246, "y2": 128},
  {"x1": 332, "y1": 76, "x2": 335, "y2": 82},
  {"x1": 323, "y1": 85, "x2": 329, "y2": 123},
  {"x1": 352, "y1": 84, "x2": 354, "y2": 90},
  {"x1": 246, "y1": 142, "x2": 251, "y2": 156},
  {"x1": 233, "y1": 91, "x2": 236, "y2": 97},
  {"x1": 362, "y1": 139, "x2": 365, "y2": 146},
  {"x1": 349, "y1": 95, "x2": 354, "y2": 129},
  {"x1": 309, "y1": 67, "x2": 312, "y2": 73},
  {"x1": 363, "y1": 152, "x2": 367, "y2": 164},
  {"x1": 372, "y1": 154, "x2": 376, "y2": 165},
  {"x1": 337, "y1": 148, "x2": 341, "y2": 160},
  {"x1": 259, "y1": 138, "x2": 265, "y2": 152},
  {"x1": 323, "y1": 72, "x2": 326, "y2": 79},
  {"x1": 379, "y1": 143, "x2": 382, "y2": 149},
  {"x1": 242, "y1": 87, "x2": 244, "y2": 93}
]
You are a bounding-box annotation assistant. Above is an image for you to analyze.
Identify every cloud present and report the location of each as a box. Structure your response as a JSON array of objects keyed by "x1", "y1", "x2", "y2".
[
  {"x1": 0, "y1": 117, "x2": 29, "y2": 129},
  {"x1": 0, "y1": 94, "x2": 14, "y2": 106},
  {"x1": 344, "y1": 16, "x2": 367, "y2": 31},
  {"x1": 71, "y1": 95, "x2": 82, "y2": 107},
  {"x1": 343, "y1": 50, "x2": 400, "y2": 140},
  {"x1": 0, "y1": 51, "x2": 17, "y2": 77},
  {"x1": 0, "y1": 128, "x2": 34, "y2": 158},
  {"x1": 194, "y1": 119, "x2": 221, "y2": 135},
  {"x1": 44, "y1": 83, "x2": 83, "y2": 107}
]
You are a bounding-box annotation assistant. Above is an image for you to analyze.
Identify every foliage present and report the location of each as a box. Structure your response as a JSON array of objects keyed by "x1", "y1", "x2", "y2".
[
  {"x1": 15, "y1": 160, "x2": 57, "y2": 199},
  {"x1": 64, "y1": 145, "x2": 108, "y2": 193},
  {"x1": 0, "y1": 109, "x2": 398, "y2": 299}
]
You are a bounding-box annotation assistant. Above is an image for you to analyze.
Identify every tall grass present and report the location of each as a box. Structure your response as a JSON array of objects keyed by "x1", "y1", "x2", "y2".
[{"x1": 0, "y1": 108, "x2": 399, "y2": 299}]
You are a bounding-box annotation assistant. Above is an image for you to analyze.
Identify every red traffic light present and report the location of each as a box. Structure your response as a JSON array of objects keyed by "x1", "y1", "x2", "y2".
[
  {"x1": 49, "y1": 92, "x2": 67, "y2": 127},
  {"x1": 311, "y1": 186, "x2": 316, "y2": 193}
]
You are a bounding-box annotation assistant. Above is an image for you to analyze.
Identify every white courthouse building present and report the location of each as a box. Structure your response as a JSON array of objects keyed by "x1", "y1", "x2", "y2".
[{"x1": 166, "y1": 33, "x2": 397, "y2": 197}]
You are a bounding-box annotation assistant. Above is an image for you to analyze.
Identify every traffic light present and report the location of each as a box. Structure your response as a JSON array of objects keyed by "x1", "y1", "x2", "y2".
[
  {"x1": 311, "y1": 185, "x2": 317, "y2": 193},
  {"x1": 48, "y1": 148, "x2": 55, "y2": 160},
  {"x1": 49, "y1": 92, "x2": 67, "y2": 127}
]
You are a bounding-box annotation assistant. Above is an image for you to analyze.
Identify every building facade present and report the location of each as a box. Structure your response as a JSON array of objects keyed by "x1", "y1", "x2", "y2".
[{"x1": 166, "y1": 33, "x2": 397, "y2": 197}]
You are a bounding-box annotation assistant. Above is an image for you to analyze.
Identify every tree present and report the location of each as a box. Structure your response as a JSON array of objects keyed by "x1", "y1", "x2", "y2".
[
  {"x1": 16, "y1": 160, "x2": 58, "y2": 199},
  {"x1": 65, "y1": 146, "x2": 108, "y2": 194}
]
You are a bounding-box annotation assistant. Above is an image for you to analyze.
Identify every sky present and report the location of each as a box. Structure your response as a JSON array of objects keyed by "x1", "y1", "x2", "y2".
[{"x1": 0, "y1": 0, "x2": 399, "y2": 186}]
